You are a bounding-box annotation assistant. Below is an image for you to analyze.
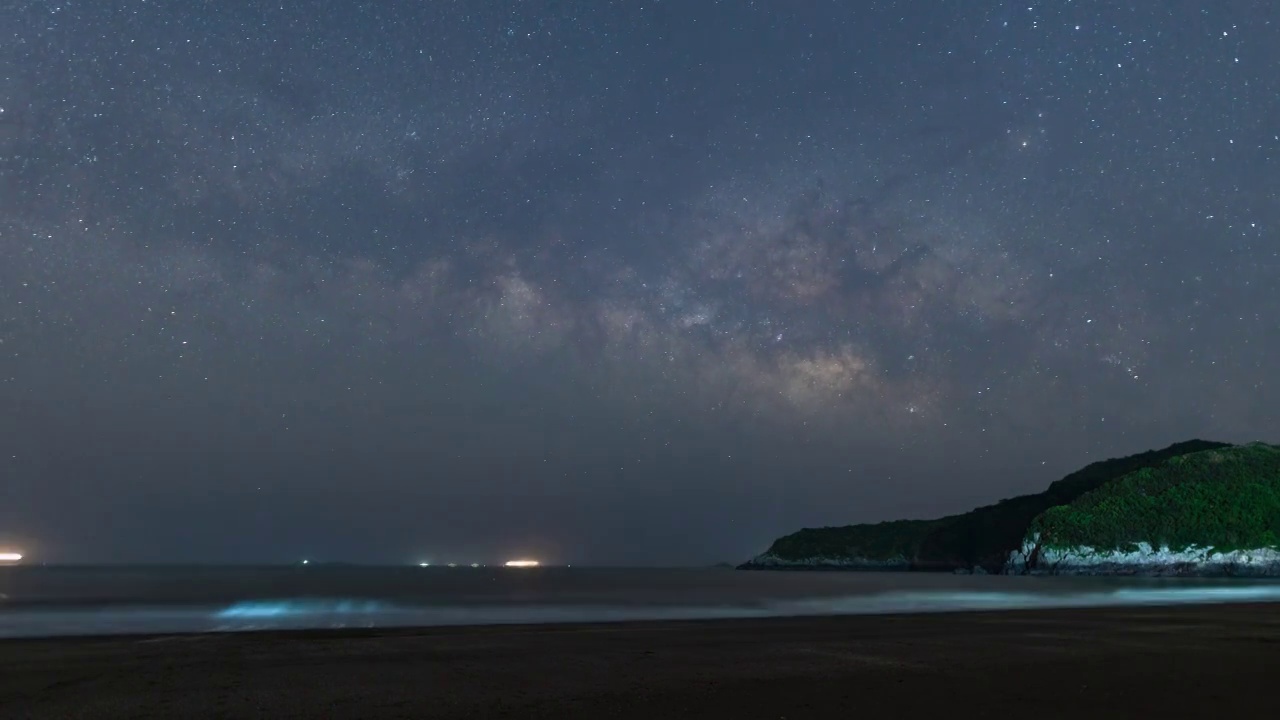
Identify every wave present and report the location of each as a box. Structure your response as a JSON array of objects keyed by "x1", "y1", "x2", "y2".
[{"x1": 5, "y1": 584, "x2": 1280, "y2": 639}]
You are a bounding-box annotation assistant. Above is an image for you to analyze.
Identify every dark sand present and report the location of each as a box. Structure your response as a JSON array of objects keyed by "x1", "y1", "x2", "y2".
[{"x1": 3, "y1": 603, "x2": 1279, "y2": 719}]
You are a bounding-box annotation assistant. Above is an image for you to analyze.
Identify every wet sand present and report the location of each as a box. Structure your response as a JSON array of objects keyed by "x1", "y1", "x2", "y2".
[{"x1": 2, "y1": 603, "x2": 1279, "y2": 718}]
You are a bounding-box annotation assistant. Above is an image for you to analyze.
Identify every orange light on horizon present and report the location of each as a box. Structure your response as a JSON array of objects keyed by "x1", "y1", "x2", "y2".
[
  {"x1": 0, "y1": 552, "x2": 22, "y2": 563},
  {"x1": 504, "y1": 559, "x2": 540, "y2": 568}
]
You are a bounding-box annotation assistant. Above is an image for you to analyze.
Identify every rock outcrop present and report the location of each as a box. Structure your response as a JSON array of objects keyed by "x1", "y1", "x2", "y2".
[
  {"x1": 1009, "y1": 442, "x2": 1280, "y2": 576},
  {"x1": 1005, "y1": 535, "x2": 1280, "y2": 576},
  {"x1": 740, "y1": 439, "x2": 1232, "y2": 573}
]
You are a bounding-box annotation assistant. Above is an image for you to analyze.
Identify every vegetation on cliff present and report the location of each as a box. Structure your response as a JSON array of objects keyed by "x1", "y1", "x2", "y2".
[
  {"x1": 746, "y1": 439, "x2": 1231, "y2": 572},
  {"x1": 1029, "y1": 443, "x2": 1280, "y2": 554},
  {"x1": 763, "y1": 519, "x2": 943, "y2": 565}
]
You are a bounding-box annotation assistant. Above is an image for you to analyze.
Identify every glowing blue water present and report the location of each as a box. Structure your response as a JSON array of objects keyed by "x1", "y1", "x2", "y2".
[{"x1": 4, "y1": 567, "x2": 1280, "y2": 639}]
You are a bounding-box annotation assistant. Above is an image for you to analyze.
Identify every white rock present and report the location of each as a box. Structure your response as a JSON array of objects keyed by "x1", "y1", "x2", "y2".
[{"x1": 1004, "y1": 538, "x2": 1280, "y2": 576}]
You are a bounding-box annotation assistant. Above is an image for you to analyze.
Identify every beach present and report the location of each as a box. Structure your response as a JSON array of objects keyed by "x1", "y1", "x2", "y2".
[{"x1": 2, "y1": 603, "x2": 1278, "y2": 718}]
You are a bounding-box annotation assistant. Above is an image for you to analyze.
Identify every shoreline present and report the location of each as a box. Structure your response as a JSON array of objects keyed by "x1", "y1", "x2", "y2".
[
  {"x1": 7, "y1": 578, "x2": 1280, "y2": 641},
  {"x1": 4, "y1": 602, "x2": 1280, "y2": 718},
  {"x1": 1, "y1": 598, "x2": 1265, "y2": 646}
]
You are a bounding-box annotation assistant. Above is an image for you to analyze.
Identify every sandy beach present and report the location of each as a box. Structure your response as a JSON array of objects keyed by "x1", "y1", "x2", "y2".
[{"x1": 2, "y1": 603, "x2": 1279, "y2": 718}]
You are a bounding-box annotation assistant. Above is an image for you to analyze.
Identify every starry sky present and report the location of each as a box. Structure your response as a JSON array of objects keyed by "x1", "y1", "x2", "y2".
[{"x1": 1, "y1": 1, "x2": 1277, "y2": 566}]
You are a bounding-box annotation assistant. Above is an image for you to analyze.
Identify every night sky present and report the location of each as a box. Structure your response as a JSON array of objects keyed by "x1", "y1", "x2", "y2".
[{"x1": 2, "y1": 1, "x2": 1277, "y2": 566}]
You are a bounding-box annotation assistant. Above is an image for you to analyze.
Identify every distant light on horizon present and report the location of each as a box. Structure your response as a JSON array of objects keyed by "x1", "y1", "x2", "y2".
[
  {"x1": 504, "y1": 559, "x2": 540, "y2": 568},
  {"x1": 0, "y1": 552, "x2": 22, "y2": 562}
]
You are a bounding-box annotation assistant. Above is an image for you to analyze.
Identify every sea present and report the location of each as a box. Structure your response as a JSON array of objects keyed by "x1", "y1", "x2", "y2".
[{"x1": 3, "y1": 565, "x2": 1280, "y2": 639}]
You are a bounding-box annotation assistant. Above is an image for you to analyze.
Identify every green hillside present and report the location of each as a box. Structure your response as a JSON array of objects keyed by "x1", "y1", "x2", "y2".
[
  {"x1": 744, "y1": 439, "x2": 1231, "y2": 572},
  {"x1": 763, "y1": 518, "x2": 946, "y2": 566},
  {"x1": 1028, "y1": 442, "x2": 1280, "y2": 554}
]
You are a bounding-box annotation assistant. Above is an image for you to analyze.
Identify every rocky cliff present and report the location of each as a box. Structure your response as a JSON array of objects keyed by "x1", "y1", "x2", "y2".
[
  {"x1": 740, "y1": 439, "x2": 1231, "y2": 572},
  {"x1": 1006, "y1": 442, "x2": 1280, "y2": 576},
  {"x1": 1006, "y1": 535, "x2": 1280, "y2": 576}
]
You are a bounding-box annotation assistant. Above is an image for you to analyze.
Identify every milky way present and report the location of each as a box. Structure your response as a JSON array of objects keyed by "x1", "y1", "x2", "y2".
[{"x1": 1, "y1": 2, "x2": 1277, "y2": 564}]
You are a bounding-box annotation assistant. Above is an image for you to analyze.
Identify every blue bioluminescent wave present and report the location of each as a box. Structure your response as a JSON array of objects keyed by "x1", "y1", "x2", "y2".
[
  {"x1": 215, "y1": 599, "x2": 389, "y2": 618},
  {"x1": 5, "y1": 582, "x2": 1280, "y2": 639}
]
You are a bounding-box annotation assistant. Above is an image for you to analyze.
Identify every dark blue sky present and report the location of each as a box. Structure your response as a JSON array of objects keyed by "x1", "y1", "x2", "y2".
[{"x1": 1, "y1": 1, "x2": 1277, "y2": 565}]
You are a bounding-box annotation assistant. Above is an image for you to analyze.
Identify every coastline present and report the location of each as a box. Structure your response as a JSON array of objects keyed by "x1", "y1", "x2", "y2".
[{"x1": 3, "y1": 603, "x2": 1280, "y2": 718}]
